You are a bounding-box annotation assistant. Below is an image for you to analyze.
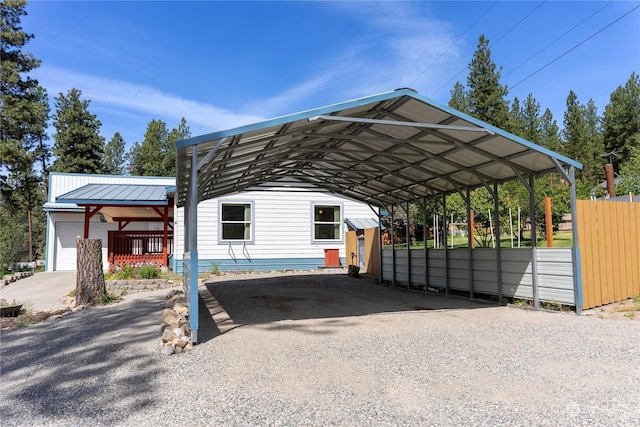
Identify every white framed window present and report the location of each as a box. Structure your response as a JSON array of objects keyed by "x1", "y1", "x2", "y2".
[
  {"x1": 219, "y1": 202, "x2": 253, "y2": 242},
  {"x1": 312, "y1": 204, "x2": 342, "y2": 241}
]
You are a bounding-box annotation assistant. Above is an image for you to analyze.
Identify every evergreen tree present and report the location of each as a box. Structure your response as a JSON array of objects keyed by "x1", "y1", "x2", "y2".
[
  {"x1": 562, "y1": 91, "x2": 589, "y2": 179},
  {"x1": 583, "y1": 99, "x2": 605, "y2": 185},
  {"x1": 602, "y1": 72, "x2": 640, "y2": 172},
  {"x1": 448, "y1": 81, "x2": 469, "y2": 114},
  {"x1": 128, "y1": 118, "x2": 189, "y2": 176},
  {"x1": 51, "y1": 88, "x2": 105, "y2": 174},
  {"x1": 104, "y1": 132, "x2": 127, "y2": 175},
  {"x1": 164, "y1": 117, "x2": 190, "y2": 176},
  {"x1": 618, "y1": 138, "x2": 640, "y2": 194},
  {"x1": 509, "y1": 96, "x2": 524, "y2": 136},
  {"x1": 521, "y1": 94, "x2": 542, "y2": 143},
  {"x1": 129, "y1": 119, "x2": 167, "y2": 176},
  {"x1": 0, "y1": 0, "x2": 49, "y2": 266},
  {"x1": 465, "y1": 35, "x2": 510, "y2": 128},
  {"x1": 539, "y1": 108, "x2": 562, "y2": 153}
]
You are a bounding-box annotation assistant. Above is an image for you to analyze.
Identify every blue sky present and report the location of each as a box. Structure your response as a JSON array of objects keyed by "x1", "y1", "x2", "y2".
[{"x1": 24, "y1": 1, "x2": 640, "y2": 150}]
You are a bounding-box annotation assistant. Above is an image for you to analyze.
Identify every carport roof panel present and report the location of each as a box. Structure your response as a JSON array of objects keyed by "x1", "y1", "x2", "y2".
[{"x1": 176, "y1": 89, "x2": 581, "y2": 207}]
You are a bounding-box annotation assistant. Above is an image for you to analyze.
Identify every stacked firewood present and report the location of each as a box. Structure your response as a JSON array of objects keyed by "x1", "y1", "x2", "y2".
[{"x1": 160, "y1": 290, "x2": 191, "y2": 355}]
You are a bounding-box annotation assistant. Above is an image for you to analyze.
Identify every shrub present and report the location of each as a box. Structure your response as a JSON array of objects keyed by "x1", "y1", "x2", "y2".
[{"x1": 137, "y1": 265, "x2": 160, "y2": 279}]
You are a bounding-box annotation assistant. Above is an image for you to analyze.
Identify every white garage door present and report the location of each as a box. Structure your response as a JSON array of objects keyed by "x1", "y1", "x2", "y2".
[{"x1": 54, "y1": 222, "x2": 116, "y2": 271}]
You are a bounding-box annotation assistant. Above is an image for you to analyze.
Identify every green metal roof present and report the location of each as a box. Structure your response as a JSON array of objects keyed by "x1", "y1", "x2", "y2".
[{"x1": 56, "y1": 183, "x2": 172, "y2": 206}]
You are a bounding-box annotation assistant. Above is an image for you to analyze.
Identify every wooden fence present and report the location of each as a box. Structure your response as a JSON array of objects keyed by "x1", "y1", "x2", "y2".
[{"x1": 577, "y1": 200, "x2": 640, "y2": 310}]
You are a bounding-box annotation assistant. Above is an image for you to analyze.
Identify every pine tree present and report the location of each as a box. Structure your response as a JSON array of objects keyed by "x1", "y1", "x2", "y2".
[
  {"x1": 465, "y1": 35, "x2": 510, "y2": 128},
  {"x1": 128, "y1": 118, "x2": 189, "y2": 176},
  {"x1": 562, "y1": 91, "x2": 605, "y2": 188},
  {"x1": 618, "y1": 138, "x2": 640, "y2": 194},
  {"x1": 602, "y1": 72, "x2": 640, "y2": 172},
  {"x1": 104, "y1": 132, "x2": 127, "y2": 175},
  {"x1": 51, "y1": 88, "x2": 105, "y2": 174},
  {"x1": 448, "y1": 81, "x2": 469, "y2": 114},
  {"x1": 0, "y1": 0, "x2": 50, "y2": 266},
  {"x1": 539, "y1": 108, "x2": 562, "y2": 153}
]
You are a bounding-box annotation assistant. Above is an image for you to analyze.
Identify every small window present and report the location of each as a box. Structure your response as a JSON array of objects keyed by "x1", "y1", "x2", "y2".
[
  {"x1": 313, "y1": 205, "x2": 341, "y2": 240},
  {"x1": 221, "y1": 203, "x2": 252, "y2": 241}
]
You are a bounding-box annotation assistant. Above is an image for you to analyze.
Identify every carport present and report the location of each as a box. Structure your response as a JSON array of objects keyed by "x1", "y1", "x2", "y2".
[{"x1": 175, "y1": 88, "x2": 583, "y2": 343}]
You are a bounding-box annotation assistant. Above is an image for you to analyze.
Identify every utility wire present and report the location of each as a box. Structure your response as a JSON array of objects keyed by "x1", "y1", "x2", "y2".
[
  {"x1": 510, "y1": 3, "x2": 640, "y2": 90},
  {"x1": 430, "y1": 1, "x2": 547, "y2": 98},
  {"x1": 409, "y1": 1, "x2": 498, "y2": 88},
  {"x1": 503, "y1": 1, "x2": 613, "y2": 79}
]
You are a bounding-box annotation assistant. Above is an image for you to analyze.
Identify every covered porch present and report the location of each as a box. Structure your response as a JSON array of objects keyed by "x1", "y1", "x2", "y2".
[{"x1": 56, "y1": 183, "x2": 175, "y2": 272}]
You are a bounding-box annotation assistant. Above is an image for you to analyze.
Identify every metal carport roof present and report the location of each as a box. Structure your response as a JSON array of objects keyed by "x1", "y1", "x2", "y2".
[{"x1": 175, "y1": 88, "x2": 581, "y2": 209}]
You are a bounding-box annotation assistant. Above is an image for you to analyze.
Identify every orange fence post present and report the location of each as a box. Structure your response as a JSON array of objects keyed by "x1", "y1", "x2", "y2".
[
  {"x1": 470, "y1": 209, "x2": 475, "y2": 249},
  {"x1": 545, "y1": 196, "x2": 553, "y2": 248}
]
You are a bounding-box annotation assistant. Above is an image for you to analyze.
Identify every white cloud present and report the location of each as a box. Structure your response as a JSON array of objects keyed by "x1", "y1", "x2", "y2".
[{"x1": 35, "y1": 66, "x2": 265, "y2": 132}]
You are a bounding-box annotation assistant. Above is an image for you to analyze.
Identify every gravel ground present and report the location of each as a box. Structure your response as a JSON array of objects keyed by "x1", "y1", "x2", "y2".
[{"x1": 1, "y1": 270, "x2": 639, "y2": 426}]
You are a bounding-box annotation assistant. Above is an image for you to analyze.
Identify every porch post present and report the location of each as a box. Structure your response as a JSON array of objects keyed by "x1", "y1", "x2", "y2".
[
  {"x1": 84, "y1": 206, "x2": 90, "y2": 238},
  {"x1": 163, "y1": 205, "x2": 169, "y2": 267}
]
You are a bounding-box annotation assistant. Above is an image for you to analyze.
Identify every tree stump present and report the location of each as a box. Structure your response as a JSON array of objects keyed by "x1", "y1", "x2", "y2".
[{"x1": 76, "y1": 238, "x2": 106, "y2": 307}]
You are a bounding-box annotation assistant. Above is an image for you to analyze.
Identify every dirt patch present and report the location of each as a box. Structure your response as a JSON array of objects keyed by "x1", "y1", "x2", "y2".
[
  {"x1": 583, "y1": 298, "x2": 640, "y2": 320},
  {"x1": 0, "y1": 308, "x2": 71, "y2": 330}
]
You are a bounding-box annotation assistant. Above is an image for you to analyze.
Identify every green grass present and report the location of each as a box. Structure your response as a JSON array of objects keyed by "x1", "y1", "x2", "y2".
[{"x1": 386, "y1": 230, "x2": 574, "y2": 250}]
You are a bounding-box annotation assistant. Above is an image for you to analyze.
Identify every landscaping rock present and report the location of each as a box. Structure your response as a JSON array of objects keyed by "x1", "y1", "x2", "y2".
[{"x1": 159, "y1": 290, "x2": 191, "y2": 355}]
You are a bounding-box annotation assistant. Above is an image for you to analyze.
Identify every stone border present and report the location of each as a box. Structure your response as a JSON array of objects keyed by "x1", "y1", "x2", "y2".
[
  {"x1": 106, "y1": 279, "x2": 181, "y2": 294},
  {"x1": 1, "y1": 271, "x2": 34, "y2": 287}
]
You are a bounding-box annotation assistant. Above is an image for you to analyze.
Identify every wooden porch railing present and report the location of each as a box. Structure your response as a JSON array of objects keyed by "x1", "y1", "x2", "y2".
[{"x1": 107, "y1": 230, "x2": 174, "y2": 272}]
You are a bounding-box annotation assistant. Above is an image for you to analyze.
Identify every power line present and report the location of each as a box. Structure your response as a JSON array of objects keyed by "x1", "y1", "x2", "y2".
[
  {"x1": 510, "y1": 3, "x2": 640, "y2": 90},
  {"x1": 489, "y1": 1, "x2": 546, "y2": 47},
  {"x1": 409, "y1": 1, "x2": 498, "y2": 88},
  {"x1": 503, "y1": 1, "x2": 613, "y2": 80},
  {"x1": 430, "y1": 1, "x2": 546, "y2": 98}
]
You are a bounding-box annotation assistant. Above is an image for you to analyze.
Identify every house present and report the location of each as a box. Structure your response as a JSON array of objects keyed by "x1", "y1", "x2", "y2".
[{"x1": 44, "y1": 172, "x2": 377, "y2": 272}]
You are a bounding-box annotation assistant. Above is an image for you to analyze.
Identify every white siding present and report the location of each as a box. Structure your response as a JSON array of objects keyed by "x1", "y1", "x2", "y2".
[
  {"x1": 47, "y1": 174, "x2": 377, "y2": 272},
  {"x1": 174, "y1": 190, "x2": 376, "y2": 268}
]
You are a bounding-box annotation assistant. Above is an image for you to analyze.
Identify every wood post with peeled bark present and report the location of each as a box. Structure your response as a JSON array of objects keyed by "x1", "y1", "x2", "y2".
[{"x1": 76, "y1": 238, "x2": 106, "y2": 306}]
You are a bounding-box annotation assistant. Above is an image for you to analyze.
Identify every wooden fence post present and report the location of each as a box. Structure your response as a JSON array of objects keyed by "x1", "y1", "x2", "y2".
[
  {"x1": 545, "y1": 196, "x2": 553, "y2": 248},
  {"x1": 76, "y1": 238, "x2": 106, "y2": 306}
]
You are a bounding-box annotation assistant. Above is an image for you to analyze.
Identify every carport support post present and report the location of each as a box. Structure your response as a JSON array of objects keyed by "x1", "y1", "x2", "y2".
[
  {"x1": 465, "y1": 189, "x2": 474, "y2": 299},
  {"x1": 187, "y1": 145, "x2": 199, "y2": 344},
  {"x1": 529, "y1": 175, "x2": 540, "y2": 309},
  {"x1": 423, "y1": 198, "x2": 428, "y2": 291},
  {"x1": 405, "y1": 201, "x2": 411, "y2": 291},
  {"x1": 443, "y1": 194, "x2": 450, "y2": 296},
  {"x1": 493, "y1": 183, "x2": 503, "y2": 303},
  {"x1": 391, "y1": 205, "x2": 396, "y2": 287},
  {"x1": 569, "y1": 166, "x2": 583, "y2": 314}
]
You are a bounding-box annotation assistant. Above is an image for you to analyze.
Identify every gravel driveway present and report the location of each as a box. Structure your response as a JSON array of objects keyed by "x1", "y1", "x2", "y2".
[{"x1": 1, "y1": 270, "x2": 639, "y2": 426}]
